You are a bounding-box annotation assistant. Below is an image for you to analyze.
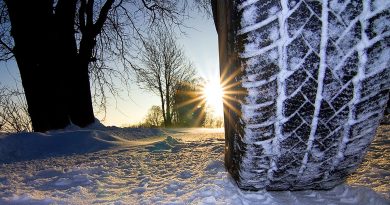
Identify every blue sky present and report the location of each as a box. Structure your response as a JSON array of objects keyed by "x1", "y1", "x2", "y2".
[{"x1": 0, "y1": 14, "x2": 219, "y2": 127}]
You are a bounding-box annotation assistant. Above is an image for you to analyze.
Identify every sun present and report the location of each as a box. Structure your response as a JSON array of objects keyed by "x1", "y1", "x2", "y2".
[{"x1": 202, "y1": 80, "x2": 224, "y2": 116}]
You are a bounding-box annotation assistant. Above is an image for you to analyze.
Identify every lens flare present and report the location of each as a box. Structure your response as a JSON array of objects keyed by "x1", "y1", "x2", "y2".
[{"x1": 202, "y1": 80, "x2": 224, "y2": 117}]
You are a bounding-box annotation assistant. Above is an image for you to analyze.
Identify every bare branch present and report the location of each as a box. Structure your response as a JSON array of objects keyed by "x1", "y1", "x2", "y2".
[
  {"x1": 93, "y1": 0, "x2": 115, "y2": 36},
  {"x1": 0, "y1": 38, "x2": 12, "y2": 53},
  {"x1": 0, "y1": 85, "x2": 31, "y2": 133},
  {"x1": 86, "y1": 0, "x2": 94, "y2": 27},
  {"x1": 78, "y1": 0, "x2": 86, "y2": 33}
]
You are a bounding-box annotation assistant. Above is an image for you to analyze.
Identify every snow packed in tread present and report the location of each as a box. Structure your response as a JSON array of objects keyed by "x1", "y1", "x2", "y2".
[{"x1": 235, "y1": 0, "x2": 390, "y2": 190}]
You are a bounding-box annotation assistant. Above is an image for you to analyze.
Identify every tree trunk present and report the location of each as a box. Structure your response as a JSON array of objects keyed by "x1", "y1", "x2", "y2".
[
  {"x1": 5, "y1": 0, "x2": 70, "y2": 132},
  {"x1": 214, "y1": 0, "x2": 243, "y2": 180},
  {"x1": 68, "y1": 58, "x2": 95, "y2": 127},
  {"x1": 5, "y1": 0, "x2": 95, "y2": 132},
  {"x1": 70, "y1": 31, "x2": 96, "y2": 127},
  {"x1": 55, "y1": 0, "x2": 95, "y2": 127},
  {"x1": 165, "y1": 88, "x2": 171, "y2": 127},
  {"x1": 159, "y1": 87, "x2": 167, "y2": 127}
]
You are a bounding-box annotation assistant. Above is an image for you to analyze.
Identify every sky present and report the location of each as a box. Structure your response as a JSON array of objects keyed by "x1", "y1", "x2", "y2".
[{"x1": 0, "y1": 12, "x2": 219, "y2": 127}]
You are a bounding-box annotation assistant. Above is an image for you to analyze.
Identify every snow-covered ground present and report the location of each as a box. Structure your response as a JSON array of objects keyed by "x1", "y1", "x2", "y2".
[{"x1": 0, "y1": 125, "x2": 388, "y2": 205}]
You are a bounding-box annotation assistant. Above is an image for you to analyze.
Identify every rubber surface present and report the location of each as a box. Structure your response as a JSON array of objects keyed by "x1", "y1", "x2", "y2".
[{"x1": 223, "y1": 0, "x2": 390, "y2": 190}]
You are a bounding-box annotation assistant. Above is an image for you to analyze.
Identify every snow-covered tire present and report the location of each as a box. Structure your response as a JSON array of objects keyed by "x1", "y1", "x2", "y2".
[{"x1": 215, "y1": 0, "x2": 390, "y2": 190}]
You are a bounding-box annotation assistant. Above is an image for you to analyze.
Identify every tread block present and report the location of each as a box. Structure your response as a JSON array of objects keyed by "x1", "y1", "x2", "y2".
[
  {"x1": 336, "y1": 51, "x2": 359, "y2": 84},
  {"x1": 288, "y1": 2, "x2": 312, "y2": 37},
  {"x1": 282, "y1": 114, "x2": 304, "y2": 134},
  {"x1": 246, "y1": 124, "x2": 275, "y2": 141},
  {"x1": 330, "y1": 82, "x2": 354, "y2": 111},
  {"x1": 361, "y1": 68, "x2": 390, "y2": 98},
  {"x1": 245, "y1": 48, "x2": 279, "y2": 76},
  {"x1": 283, "y1": 92, "x2": 306, "y2": 117},
  {"x1": 246, "y1": 20, "x2": 280, "y2": 49},
  {"x1": 338, "y1": 22, "x2": 361, "y2": 54},
  {"x1": 246, "y1": 80, "x2": 278, "y2": 104},
  {"x1": 287, "y1": 37, "x2": 310, "y2": 71},
  {"x1": 366, "y1": 10, "x2": 390, "y2": 39},
  {"x1": 340, "y1": 0, "x2": 363, "y2": 25},
  {"x1": 302, "y1": 16, "x2": 322, "y2": 53},
  {"x1": 365, "y1": 38, "x2": 390, "y2": 75},
  {"x1": 355, "y1": 90, "x2": 389, "y2": 119},
  {"x1": 285, "y1": 68, "x2": 308, "y2": 96},
  {"x1": 229, "y1": 0, "x2": 390, "y2": 191}
]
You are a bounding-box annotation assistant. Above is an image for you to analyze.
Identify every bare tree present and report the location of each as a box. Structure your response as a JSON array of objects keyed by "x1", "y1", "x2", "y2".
[
  {"x1": 144, "y1": 105, "x2": 163, "y2": 127},
  {"x1": 0, "y1": 85, "x2": 31, "y2": 133},
  {"x1": 134, "y1": 27, "x2": 196, "y2": 127}
]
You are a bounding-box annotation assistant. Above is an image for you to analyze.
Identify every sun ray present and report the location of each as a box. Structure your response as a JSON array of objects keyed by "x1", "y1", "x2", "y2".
[
  {"x1": 202, "y1": 80, "x2": 224, "y2": 117},
  {"x1": 175, "y1": 95, "x2": 205, "y2": 108},
  {"x1": 222, "y1": 100, "x2": 242, "y2": 117}
]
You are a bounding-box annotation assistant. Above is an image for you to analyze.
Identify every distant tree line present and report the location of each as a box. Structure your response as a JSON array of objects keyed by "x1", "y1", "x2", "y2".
[{"x1": 138, "y1": 79, "x2": 206, "y2": 128}]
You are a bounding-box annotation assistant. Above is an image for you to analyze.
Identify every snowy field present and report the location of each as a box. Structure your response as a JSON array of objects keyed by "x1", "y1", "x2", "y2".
[{"x1": 0, "y1": 125, "x2": 389, "y2": 205}]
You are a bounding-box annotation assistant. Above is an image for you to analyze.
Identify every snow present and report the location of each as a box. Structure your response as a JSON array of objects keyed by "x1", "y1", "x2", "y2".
[
  {"x1": 372, "y1": 0, "x2": 390, "y2": 11},
  {"x1": 240, "y1": 15, "x2": 278, "y2": 36},
  {"x1": 241, "y1": 5, "x2": 258, "y2": 28},
  {"x1": 0, "y1": 130, "x2": 115, "y2": 164},
  {"x1": 269, "y1": 26, "x2": 280, "y2": 41},
  {"x1": 0, "y1": 125, "x2": 388, "y2": 204},
  {"x1": 146, "y1": 136, "x2": 180, "y2": 152},
  {"x1": 238, "y1": 0, "x2": 259, "y2": 10},
  {"x1": 269, "y1": 6, "x2": 280, "y2": 16},
  {"x1": 0, "y1": 125, "x2": 164, "y2": 164}
]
